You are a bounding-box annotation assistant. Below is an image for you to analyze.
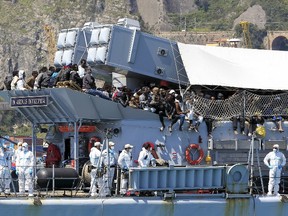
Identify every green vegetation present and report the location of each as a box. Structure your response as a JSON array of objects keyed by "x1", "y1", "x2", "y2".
[
  {"x1": 168, "y1": 0, "x2": 288, "y2": 32},
  {"x1": 0, "y1": 110, "x2": 31, "y2": 136}
]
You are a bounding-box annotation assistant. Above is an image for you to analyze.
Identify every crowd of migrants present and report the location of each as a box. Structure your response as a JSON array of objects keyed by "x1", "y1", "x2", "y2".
[{"x1": 2, "y1": 59, "x2": 285, "y2": 135}]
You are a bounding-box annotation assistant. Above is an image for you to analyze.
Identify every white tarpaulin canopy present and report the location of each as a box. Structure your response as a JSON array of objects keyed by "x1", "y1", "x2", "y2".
[{"x1": 177, "y1": 43, "x2": 288, "y2": 90}]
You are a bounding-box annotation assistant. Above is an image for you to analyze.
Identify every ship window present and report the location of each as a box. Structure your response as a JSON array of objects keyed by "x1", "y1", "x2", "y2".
[
  {"x1": 57, "y1": 31, "x2": 67, "y2": 49},
  {"x1": 99, "y1": 27, "x2": 111, "y2": 44},
  {"x1": 65, "y1": 30, "x2": 78, "y2": 47},
  {"x1": 96, "y1": 47, "x2": 107, "y2": 63},
  {"x1": 54, "y1": 50, "x2": 64, "y2": 66},
  {"x1": 87, "y1": 47, "x2": 97, "y2": 63},
  {"x1": 62, "y1": 49, "x2": 74, "y2": 65},
  {"x1": 90, "y1": 28, "x2": 101, "y2": 45}
]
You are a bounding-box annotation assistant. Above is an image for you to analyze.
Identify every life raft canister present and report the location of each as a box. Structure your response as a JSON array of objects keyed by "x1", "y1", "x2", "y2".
[
  {"x1": 88, "y1": 136, "x2": 101, "y2": 152},
  {"x1": 185, "y1": 144, "x2": 204, "y2": 165}
]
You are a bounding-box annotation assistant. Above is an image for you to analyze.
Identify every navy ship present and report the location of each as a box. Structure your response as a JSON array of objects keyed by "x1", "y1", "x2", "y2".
[{"x1": 0, "y1": 18, "x2": 288, "y2": 215}]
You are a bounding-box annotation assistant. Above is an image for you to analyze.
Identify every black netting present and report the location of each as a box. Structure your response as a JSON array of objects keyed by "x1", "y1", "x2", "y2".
[{"x1": 187, "y1": 91, "x2": 288, "y2": 120}]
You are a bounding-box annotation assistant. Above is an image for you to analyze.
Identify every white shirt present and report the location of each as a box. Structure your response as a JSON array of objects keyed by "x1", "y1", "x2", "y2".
[{"x1": 78, "y1": 65, "x2": 85, "y2": 78}]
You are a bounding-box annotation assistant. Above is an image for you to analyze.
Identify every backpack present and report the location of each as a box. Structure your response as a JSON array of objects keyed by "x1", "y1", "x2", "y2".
[{"x1": 4, "y1": 74, "x2": 13, "y2": 90}]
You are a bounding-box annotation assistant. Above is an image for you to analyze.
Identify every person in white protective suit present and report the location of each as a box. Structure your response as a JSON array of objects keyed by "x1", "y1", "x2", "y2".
[
  {"x1": 89, "y1": 141, "x2": 104, "y2": 197},
  {"x1": 263, "y1": 144, "x2": 286, "y2": 196},
  {"x1": 16, "y1": 70, "x2": 27, "y2": 90},
  {"x1": 138, "y1": 142, "x2": 156, "y2": 168},
  {"x1": 102, "y1": 141, "x2": 118, "y2": 197},
  {"x1": 0, "y1": 144, "x2": 15, "y2": 194},
  {"x1": 16, "y1": 142, "x2": 34, "y2": 197},
  {"x1": 13, "y1": 142, "x2": 23, "y2": 163},
  {"x1": 0, "y1": 144, "x2": 12, "y2": 194},
  {"x1": 118, "y1": 144, "x2": 133, "y2": 195}
]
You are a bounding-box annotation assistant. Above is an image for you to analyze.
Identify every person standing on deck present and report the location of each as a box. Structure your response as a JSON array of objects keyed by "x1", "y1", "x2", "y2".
[
  {"x1": 0, "y1": 144, "x2": 13, "y2": 194},
  {"x1": 263, "y1": 144, "x2": 286, "y2": 196},
  {"x1": 118, "y1": 144, "x2": 133, "y2": 196},
  {"x1": 102, "y1": 141, "x2": 118, "y2": 197},
  {"x1": 1, "y1": 144, "x2": 14, "y2": 194},
  {"x1": 16, "y1": 142, "x2": 34, "y2": 197},
  {"x1": 89, "y1": 142, "x2": 104, "y2": 197},
  {"x1": 138, "y1": 142, "x2": 156, "y2": 168}
]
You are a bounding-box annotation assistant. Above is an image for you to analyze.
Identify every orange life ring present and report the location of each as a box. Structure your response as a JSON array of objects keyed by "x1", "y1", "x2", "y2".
[{"x1": 185, "y1": 144, "x2": 204, "y2": 165}]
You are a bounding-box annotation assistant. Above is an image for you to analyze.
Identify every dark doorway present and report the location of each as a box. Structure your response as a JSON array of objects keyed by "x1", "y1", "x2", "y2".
[
  {"x1": 64, "y1": 138, "x2": 71, "y2": 160},
  {"x1": 272, "y1": 36, "x2": 288, "y2": 50}
]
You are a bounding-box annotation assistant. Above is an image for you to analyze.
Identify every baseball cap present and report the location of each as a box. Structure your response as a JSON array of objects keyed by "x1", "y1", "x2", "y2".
[
  {"x1": 109, "y1": 141, "x2": 115, "y2": 146},
  {"x1": 169, "y1": 90, "x2": 176, "y2": 94},
  {"x1": 94, "y1": 142, "x2": 102, "y2": 146},
  {"x1": 124, "y1": 144, "x2": 133, "y2": 149}
]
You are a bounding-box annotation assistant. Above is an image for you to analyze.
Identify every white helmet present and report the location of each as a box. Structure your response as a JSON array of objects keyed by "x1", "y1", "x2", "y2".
[
  {"x1": 94, "y1": 142, "x2": 102, "y2": 147},
  {"x1": 124, "y1": 144, "x2": 133, "y2": 149},
  {"x1": 22, "y1": 142, "x2": 28, "y2": 148},
  {"x1": 273, "y1": 144, "x2": 279, "y2": 149},
  {"x1": 109, "y1": 141, "x2": 115, "y2": 146}
]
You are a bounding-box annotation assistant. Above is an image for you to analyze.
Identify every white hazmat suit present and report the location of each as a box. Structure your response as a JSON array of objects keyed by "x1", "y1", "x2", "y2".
[
  {"x1": 102, "y1": 141, "x2": 118, "y2": 196},
  {"x1": 138, "y1": 146, "x2": 156, "y2": 168},
  {"x1": 89, "y1": 142, "x2": 104, "y2": 197},
  {"x1": 16, "y1": 142, "x2": 34, "y2": 196},
  {"x1": 0, "y1": 145, "x2": 14, "y2": 194},
  {"x1": 263, "y1": 144, "x2": 286, "y2": 196},
  {"x1": 118, "y1": 144, "x2": 133, "y2": 195}
]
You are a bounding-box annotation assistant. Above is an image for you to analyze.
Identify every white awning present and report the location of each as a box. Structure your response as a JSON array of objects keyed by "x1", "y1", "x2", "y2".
[{"x1": 177, "y1": 43, "x2": 288, "y2": 90}]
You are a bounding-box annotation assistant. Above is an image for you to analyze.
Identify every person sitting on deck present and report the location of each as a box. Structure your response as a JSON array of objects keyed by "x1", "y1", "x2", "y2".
[
  {"x1": 25, "y1": 70, "x2": 38, "y2": 89},
  {"x1": 34, "y1": 66, "x2": 50, "y2": 89},
  {"x1": 168, "y1": 94, "x2": 189, "y2": 132},
  {"x1": 248, "y1": 112, "x2": 265, "y2": 136},
  {"x1": 159, "y1": 89, "x2": 176, "y2": 132},
  {"x1": 10, "y1": 70, "x2": 19, "y2": 90},
  {"x1": 272, "y1": 115, "x2": 284, "y2": 132},
  {"x1": 185, "y1": 96, "x2": 203, "y2": 132},
  {"x1": 82, "y1": 67, "x2": 111, "y2": 100}
]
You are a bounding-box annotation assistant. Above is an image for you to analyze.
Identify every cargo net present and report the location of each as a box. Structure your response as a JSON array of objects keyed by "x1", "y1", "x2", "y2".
[{"x1": 189, "y1": 91, "x2": 288, "y2": 120}]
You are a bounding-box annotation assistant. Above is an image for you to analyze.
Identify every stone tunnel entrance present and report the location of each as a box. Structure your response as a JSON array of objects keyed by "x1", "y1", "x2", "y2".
[{"x1": 271, "y1": 36, "x2": 288, "y2": 50}]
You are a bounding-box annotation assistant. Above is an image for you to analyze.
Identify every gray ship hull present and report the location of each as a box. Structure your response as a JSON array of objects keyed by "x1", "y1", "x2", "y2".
[{"x1": 0, "y1": 195, "x2": 287, "y2": 216}]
